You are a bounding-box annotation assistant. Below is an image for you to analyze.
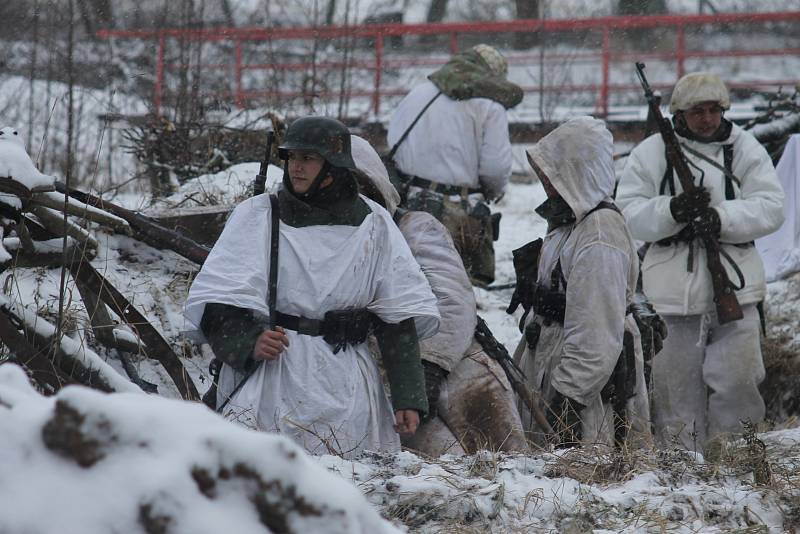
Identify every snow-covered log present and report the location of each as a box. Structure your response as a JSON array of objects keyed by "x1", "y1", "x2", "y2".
[
  {"x1": 58, "y1": 183, "x2": 211, "y2": 265},
  {"x1": 0, "y1": 300, "x2": 141, "y2": 395},
  {"x1": 30, "y1": 190, "x2": 131, "y2": 234},
  {"x1": 0, "y1": 363, "x2": 402, "y2": 534},
  {"x1": 69, "y1": 260, "x2": 199, "y2": 401}
]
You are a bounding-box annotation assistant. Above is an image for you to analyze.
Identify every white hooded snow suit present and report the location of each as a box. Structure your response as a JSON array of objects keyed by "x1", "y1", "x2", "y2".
[
  {"x1": 184, "y1": 193, "x2": 440, "y2": 458},
  {"x1": 350, "y1": 135, "x2": 528, "y2": 455},
  {"x1": 616, "y1": 121, "x2": 784, "y2": 450},
  {"x1": 514, "y1": 117, "x2": 651, "y2": 448}
]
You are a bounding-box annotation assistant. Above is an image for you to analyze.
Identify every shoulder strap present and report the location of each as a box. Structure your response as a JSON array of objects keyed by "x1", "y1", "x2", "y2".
[
  {"x1": 387, "y1": 90, "x2": 443, "y2": 159},
  {"x1": 722, "y1": 144, "x2": 736, "y2": 200},
  {"x1": 215, "y1": 196, "x2": 280, "y2": 413},
  {"x1": 659, "y1": 145, "x2": 676, "y2": 196},
  {"x1": 268, "y1": 194, "x2": 280, "y2": 329},
  {"x1": 680, "y1": 142, "x2": 741, "y2": 193}
]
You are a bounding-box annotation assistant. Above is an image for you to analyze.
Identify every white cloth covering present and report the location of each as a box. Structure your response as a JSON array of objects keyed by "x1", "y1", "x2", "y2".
[
  {"x1": 756, "y1": 134, "x2": 800, "y2": 281},
  {"x1": 616, "y1": 123, "x2": 784, "y2": 314},
  {"x1": 515, "y1": 117, "x2": 651, "y2": 447},
  {"x1": 651, "y1": 304, "x2": 764, "y2": 451},
  {"x1": 387, "y1": 80, "x2": 511, "y2": 199},
  {"x1": 184, "y1": 193, "x2": 440, "y2": 458},
  {"x1": 397, "y1": 210, "x2": 476, "y2": 372}
]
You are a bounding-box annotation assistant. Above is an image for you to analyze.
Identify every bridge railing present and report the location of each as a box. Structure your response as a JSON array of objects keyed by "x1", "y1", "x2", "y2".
[{"x1": 98, "y1": 11, "x2": 800, "y2": 118}]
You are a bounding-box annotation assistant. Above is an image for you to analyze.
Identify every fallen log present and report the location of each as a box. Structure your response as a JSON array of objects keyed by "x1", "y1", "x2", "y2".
[
  {"x1": 55, "y1": 182, "x2": 210, "y2": 265},
  {"x1": 30, "y1": 191, "x2": 131, "y2": 234},
  {"x1": 69, "y1": 260, "x2": 199, "y2": 401},
  {"x1": 0, "y1": 304, "x2": 118, "y2": 394},
  {"x1": 0, "y1": 307, "x2": 68, "y2": 393}
]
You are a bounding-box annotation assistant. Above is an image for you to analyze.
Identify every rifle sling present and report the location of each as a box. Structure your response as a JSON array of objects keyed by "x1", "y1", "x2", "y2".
[
  {"x1": 217, "y1": 194, "x2": 280, "y2": 413},
  {"x1": 387, "y1": 90, "x2": 443, "y2": 159}
]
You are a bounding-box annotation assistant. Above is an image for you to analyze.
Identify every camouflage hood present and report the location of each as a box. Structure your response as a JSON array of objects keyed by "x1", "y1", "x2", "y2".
[{"x1": 428, "y1": 49, "x2": 523, "y2": 110}]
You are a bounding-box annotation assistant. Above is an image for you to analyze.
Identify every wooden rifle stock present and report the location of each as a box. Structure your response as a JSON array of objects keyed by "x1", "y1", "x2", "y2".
[{"x1": 635, "y1": 62, "x2": 743, "y2": 324}]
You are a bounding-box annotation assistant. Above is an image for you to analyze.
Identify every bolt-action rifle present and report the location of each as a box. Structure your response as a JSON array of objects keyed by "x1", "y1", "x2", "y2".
[
  {"x1": 635, "y1": 62, "x2": 743, "y2": 324},
  {"x1": 474, "y1": 315, "x2": 554, "y2": 436},
  {"x1": 252, "y1": 130, "x2": 276, "y2": 196}
]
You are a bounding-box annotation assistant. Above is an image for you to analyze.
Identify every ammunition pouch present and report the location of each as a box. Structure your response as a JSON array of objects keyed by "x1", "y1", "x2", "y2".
[
  {"x1": 524, "y1": 320, "x2": 541, "y2": 352},
  {"x1": 532, "y1": 283, "x2": 566, "y2": 326},
  {"x1": 274, "y1": 309, "x2": 375, "y2": 354}
]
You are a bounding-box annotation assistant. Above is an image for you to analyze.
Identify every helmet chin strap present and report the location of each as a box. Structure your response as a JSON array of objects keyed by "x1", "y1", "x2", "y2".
[{"x1": 283, "y1": 160, "x2": 333, "y2": 200}]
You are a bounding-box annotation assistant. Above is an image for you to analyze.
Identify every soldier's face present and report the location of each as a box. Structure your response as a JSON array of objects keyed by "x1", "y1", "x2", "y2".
[
  {"x1": 529, "y1": 157, "x2": 558, "y2": 199},
  {"x1": 287, "y1": 150, "x2": 329, "y2": 193},
  {"x1": 683, "y1": 101, "x2": 723, "y2": 139}
]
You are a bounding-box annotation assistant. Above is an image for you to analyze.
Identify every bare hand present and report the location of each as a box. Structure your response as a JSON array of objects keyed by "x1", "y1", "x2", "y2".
[
  {"x1": 393, "y1": 409, "x2": 420, "y2": 435},
  {"x1": 252, "y1": 327, "x2": 289, "y2": 361}
]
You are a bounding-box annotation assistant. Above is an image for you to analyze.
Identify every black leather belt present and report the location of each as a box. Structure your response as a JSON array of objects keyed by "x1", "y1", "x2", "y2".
[
  {"x1": 407, "y1": 176, "x2": 482, "y2": 197},
  {"x1": 273, "y1": 309, "x2": 376, "y2": 353},
  {"x1": 274, "y1": 311, "x2": 324, "y2": 336}
]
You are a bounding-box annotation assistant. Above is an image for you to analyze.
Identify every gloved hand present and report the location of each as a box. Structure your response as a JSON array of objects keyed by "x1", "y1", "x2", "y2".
[
  {"x1": 691, "y1": 207, "x2": 721, "y2": 239},
  {"x1": 669, "y1": 187, "x2": 711, "y2": 223},
  {"x1": 545, "y1": 389, "x2": 585, "y2": 448},
  {"x1": 422, "y1": 361, "x2": 448, "y2": 420},
  {"x1": 506, "y1": 239, "x2": 542, "y2": 330}
]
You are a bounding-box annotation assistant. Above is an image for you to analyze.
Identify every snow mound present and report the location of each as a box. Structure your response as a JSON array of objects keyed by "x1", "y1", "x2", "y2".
[
  {"x1": 0, "y1": 126, "x2": 55, "y2": 198},
  {"x1": 0, "y1": 364, "x2": 402, "y2": 534}
]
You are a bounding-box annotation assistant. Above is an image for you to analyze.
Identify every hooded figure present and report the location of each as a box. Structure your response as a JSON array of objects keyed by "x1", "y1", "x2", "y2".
[
  {"x1": 184, "y1": 117, "x2": 440, "y2": 458},
  {"x1": 351, "y1": 135, "x2": 528, "y2": 455},
  {"x1": 515, "y1": 117, "x2": 652, "y2": 448},
  {"x1": 616, "y1": 72, "x2": 784, "y2": 453},
  {"x1": 386, "y1": 44, "x2": 522, "y2": 287}
]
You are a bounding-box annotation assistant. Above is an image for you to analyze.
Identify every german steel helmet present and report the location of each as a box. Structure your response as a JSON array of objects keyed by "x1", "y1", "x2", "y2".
[{"x1": 278, "y1": 116, "x2": 356, "y2": 170}]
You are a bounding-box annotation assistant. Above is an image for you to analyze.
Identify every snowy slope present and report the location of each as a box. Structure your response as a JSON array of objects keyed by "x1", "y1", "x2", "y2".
[{"x1": 3, "y1": 152, "x2": 800, "y2": 531}]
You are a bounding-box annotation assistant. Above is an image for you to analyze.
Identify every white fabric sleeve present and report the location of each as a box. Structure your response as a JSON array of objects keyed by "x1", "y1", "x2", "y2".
[
  {"x1": 715, "y1": 134, "x2": 785, "y2": 243},
  {"x1": 550, "y1": 242, "x2": 630, "y2": 406},
  {"x1": 477, "y1": 100, "x2": 512, "y2": 198},
  {"x1": 183, "y1": 197, "x2": 272, "y2": 334},
  {"x1": 616, "y1": 141, "x2": 686, "y2": 243},
  {"x1": 400, "y1": 212, "x2": 477, "y2": 372}
]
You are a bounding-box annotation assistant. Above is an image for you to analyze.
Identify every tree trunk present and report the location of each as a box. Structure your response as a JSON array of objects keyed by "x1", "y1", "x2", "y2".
[
  {"x1": 426, "y1": 0, "x2": 448, "y2": 23},
  {"x1": 325, "y1": 0, "x2": 336, "y2": 25},
  {"x1": 616, "y1": 0, "x2": 667, "y2": 15},
  {"x1": 514, "y1": 0, "x2": 539, "y2": 50}
]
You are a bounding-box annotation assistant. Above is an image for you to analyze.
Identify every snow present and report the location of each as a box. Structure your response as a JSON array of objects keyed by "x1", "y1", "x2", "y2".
[
  {"x1": 0, "y1": 363, "x2": 402, "y2": 534},
  {"x1": 3, "y1": 153, "x2": 799, "y2": 531}
]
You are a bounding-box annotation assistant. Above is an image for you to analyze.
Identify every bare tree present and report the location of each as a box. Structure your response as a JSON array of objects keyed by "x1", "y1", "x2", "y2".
[
  {"x1": 514, "y1": 0, "x2": 539, "y2": 49},
  {"x1": 616, "y1": 0, "x2": 667, "y2": 15},
  {"x1": 76, "y1": 0, "x2": 114, "y2": 38},
  {"x1": 426, "y1": 0, "x2": 448, "y2": 23},
  {"x1": 325, "y1": 0, "x2": 337, "y2": 25}
]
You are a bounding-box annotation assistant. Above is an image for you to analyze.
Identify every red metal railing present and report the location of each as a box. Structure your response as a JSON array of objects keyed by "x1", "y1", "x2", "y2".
[{"x1": 98, "y1": 11, "x2": 800, "y2": 117}]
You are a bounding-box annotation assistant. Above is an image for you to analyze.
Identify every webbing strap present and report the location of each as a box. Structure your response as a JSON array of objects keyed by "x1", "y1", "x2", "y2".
[{"x1": 217, "y1": 194, "x2": 280, "y2": 413}]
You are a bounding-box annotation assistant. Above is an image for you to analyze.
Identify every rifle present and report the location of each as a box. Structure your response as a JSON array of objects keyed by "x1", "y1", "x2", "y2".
[
  {"x1": 473, "y1": 315, "x2": 554, "y2": 436},
  {"x1": 252, "y1": 130, "x2": 276, "y2": 196},
  {"x1": 635, "y1": 62, "x2": 743, "y2": 324}
]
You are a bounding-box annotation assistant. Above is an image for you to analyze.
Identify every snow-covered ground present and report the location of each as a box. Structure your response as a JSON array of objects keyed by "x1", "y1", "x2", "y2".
[{"x1": 3, "y1": 154, "x2": 800, "y2": 532}]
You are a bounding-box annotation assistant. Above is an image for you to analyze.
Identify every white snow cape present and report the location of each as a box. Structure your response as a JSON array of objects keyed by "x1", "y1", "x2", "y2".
[
  {"x1": 184, "y1": 193, "x2": 440, "y2": 457},
  {"x1": 757, "y1": 134, "x2": 800, "y2": 282}
]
